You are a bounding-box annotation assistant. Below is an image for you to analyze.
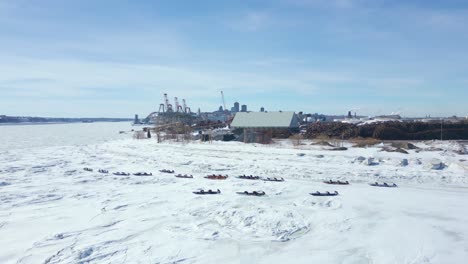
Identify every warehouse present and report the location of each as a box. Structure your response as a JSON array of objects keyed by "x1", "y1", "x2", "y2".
[{"x1": 230, "y1": 111, "x2": 300, "y2": 143}]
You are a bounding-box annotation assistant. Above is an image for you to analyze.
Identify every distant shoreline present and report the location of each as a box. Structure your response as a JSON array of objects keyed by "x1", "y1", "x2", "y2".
[
  {"x1": 0, "y1": 115, "x2": 132, "y2": 125},
  {"x1": 0, "y1": 121, "x2": 131, "y2": 126}
]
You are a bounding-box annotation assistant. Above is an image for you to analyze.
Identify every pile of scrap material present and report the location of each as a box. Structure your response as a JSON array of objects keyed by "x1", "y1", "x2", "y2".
[
  {"x1": 204, "y1": 174, "x2": 228, "y2": 180},
  {"x1": 192, "y1": 120, "x2": 228, "y2": 130},
  {"x1": 304, "y1": 122, "x2": 357, "y2": 139},
  {"x1": 305, "y1": 121, "x2": 468, "y2": 140}
]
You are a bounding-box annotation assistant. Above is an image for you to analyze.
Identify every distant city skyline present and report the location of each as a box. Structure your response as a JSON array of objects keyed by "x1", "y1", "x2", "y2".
[{"x1": 1, "y1": 0, "x2": 467, "y2": 118}]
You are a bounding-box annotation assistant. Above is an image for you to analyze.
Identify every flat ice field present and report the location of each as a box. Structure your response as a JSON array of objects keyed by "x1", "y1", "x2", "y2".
[{"x1": 1, "y1": 137, "x2": 468, "y2": 263}]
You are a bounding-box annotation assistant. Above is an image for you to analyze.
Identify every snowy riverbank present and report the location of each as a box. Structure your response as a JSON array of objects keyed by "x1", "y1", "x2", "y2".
[{"x1": 1, "y1": 138, "x2": 467, "y2": 263}]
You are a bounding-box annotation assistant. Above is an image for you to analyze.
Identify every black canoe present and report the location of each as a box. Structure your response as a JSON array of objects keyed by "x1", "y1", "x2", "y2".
[
  {"x1": 237, "y1": 175, "x2": 261, "y2": 180},
  {"x1": 83, "y1": 168, "x2": 93, "y2": 172},
  {"x1": 113, "y1": 172, "x2": 130, "y2": 176},
  {"x1": 263, "y1": 177, "x2": 284, "y2": 182},
  {"x1": 369, "y1": 182, "x2": 397, "y2": 188},
  {"x1": 193, "y1": 189, "x2": 221, "y2": 195},
  {"x1": 160, "y1": 169, "x2": 175, "y2": 174},
  {"x1": 205, "y1": 175, "x2": 228, "y2": 180},
  {"x1": 323, "y1": 180, "x2": 349, "y2": 185},
  {"x1": 236, "y1": 191, "x2": 266, "y2": 196},
  {"x1": 310, "y1": 191, "x2": 339, "y2": 196},
  {"x1": 98, "y1": 169, "x2": 109, "y2": 174},
  {"x1": 175, "y1": 174, "x2": 193, "y2": 178},
  {"x1": 133, "y1": 172, "x2": 152, "y2": 176}
]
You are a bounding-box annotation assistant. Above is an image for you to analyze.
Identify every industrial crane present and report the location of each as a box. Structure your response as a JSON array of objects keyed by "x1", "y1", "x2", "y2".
[
  {"x1": 158, "y1": 93, "x2": 192, "y2": 114},
  {"x1": 164, "y1": 93, "x2": 173, "y2": 112},
  {"x1": 158, "y1": 102, "x2": 165, "y2": 113},
  {"x1": 174, "y1": 97, "x2": 183, "y2": 112},
  {"x1": 182, "y1": 99, "x2": 191, "y2": 113}
]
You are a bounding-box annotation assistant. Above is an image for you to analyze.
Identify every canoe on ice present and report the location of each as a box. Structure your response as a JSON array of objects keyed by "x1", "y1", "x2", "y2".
[
  {"x1": 237, "y1": 175, "x2": 260, "y2": 180},
  {"x1": 205, "y1": 175, "x2": 228, "y2": 180},
  {"x1": 193, "y1": 189, "x2": 221, "y2": 195},
  {"x1": 369, "y1": 182, "x2": 397, "y2": 188},
  {"x1": 263, "y1": 177, "x2": 284, "y2": 182},
  {"x1": 113, "y1": 172, "x2": 130, "y2": 176},
  {"x1": 310, "y1": 191, "x2": 339, "y2": 196},
  {"x1": 323, "y1": 180, "x2": 349, "y2": 185},
  {"x1": 236, "y1": 191, "x2": 266, "y2": 196},
  {"x1": 133, "y1": 172, "x2": 152, "y2": 176},
  {"x1": 175, "y1": 174, "x2": 193, "y2": 178}
]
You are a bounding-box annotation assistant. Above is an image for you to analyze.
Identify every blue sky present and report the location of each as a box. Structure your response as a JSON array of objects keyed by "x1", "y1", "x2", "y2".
[{"x1": 0, "y1": 0, "x2": 467, "y2": 118}]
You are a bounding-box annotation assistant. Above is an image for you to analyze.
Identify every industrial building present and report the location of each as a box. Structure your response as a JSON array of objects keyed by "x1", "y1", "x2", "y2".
[
  {"x1": 231, "y1": 111, "x2": 300, "y2": 143},
  {"x1": 231, "y1": 102, "x2": 240, "y2": 113},
  {"x1": 200, "y1": 109, "x2": 231, "y2": 122}
]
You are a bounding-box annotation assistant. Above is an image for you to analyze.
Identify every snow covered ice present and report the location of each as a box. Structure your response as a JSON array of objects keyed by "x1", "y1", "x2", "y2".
[{"x1": 1, "y1": 123, "x2": 468, "y2": 263}]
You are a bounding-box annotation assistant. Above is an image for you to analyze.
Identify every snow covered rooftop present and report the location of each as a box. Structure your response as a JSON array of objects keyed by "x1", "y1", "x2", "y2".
[{"x1": 231, "y1": 111, "x2": 300, "y2": 128}]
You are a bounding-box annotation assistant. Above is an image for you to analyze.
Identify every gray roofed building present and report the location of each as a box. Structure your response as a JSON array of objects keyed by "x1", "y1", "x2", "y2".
[{"x1": 231, "y1": 111, "x2": 300, "y2": 129}]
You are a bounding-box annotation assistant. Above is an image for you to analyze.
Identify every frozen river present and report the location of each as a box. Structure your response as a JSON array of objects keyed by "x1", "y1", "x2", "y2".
[{"x1": 0, "y1": 122, "x2": 133, "y2": 150}]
